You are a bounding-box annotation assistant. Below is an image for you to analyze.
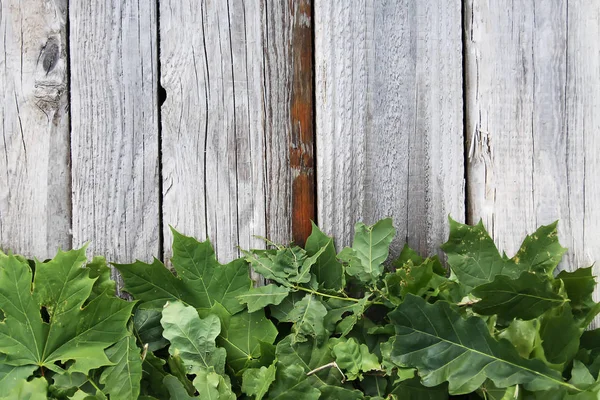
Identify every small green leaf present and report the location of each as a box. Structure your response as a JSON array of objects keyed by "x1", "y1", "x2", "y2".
[
  {"x1": 557, "y1": 267, "x2": 600, "y2": 326},
  {"x1": 472, "y1": 272, "x2": 565, "y2": 320},
  {"x1": 217, "y1": 308, "x2": 278, "y2": 372},
  {"x1": 282, "y1": 294, "x2": 327, "y2": 343},
  {"x1": 332, "y1": 338, "x2": 380, "y2": 380},
  {"x1": 241, "y1": 364, "x2": 276, "y2": 400},
  {"x1": 512, "y1": 221, "x2": 567, "y2": 275},
  {"x1": 133, "y1": 306, "x2": 169, "y2": 351},
  {"x1": 100, "y1": 335, "x2": 142, "y2": 400},
  {"x1": 86, "y1": 256, "x2": 116, "y2": 300},
  {"x1": 160, "y1": 301, "x2": 226, "y2": 374},
  {"x1": 497, "y1": 319, "x2": 540, "y2": 359},
  {"x1": 388, "y1": 376, "x2": 448, "y2": 400},
  {"x1": 140, "y1": 351, "x2": 169, "y2": 399},
  {"x1": 236, "y1": 284, "x2": 290, "y2": 313},
  {"x1": 537, "y1": 304, "x2": 582, "y2": 368},
  {"x1": 305, "y1": 222, "x2": 345, "y2": 290},
  {"x1": 441, "y1": 219, "x2": 522, "y2": 290},
  {"x1": 339, "y1": 218, "x2": 396, "y2": 284},
  {"x1": 192, "y1": 369, "x2": 236, "y2": 400},
  {"x1": 0, "y1": 377, "x2": 47, "y2": 400},
  {"x1": 268, "y1": 364, "x2": 321, "y2": 399},
  {"x1": 163, "y1": 375, "x2": 197, "y2": 399}
]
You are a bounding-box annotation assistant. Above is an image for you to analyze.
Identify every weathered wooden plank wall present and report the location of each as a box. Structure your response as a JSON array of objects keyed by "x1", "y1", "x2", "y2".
[
  {"x1": 0, "y1": 0, "x2": 71, "y2": 259},
  {"x1": 70, "y1": 0, "x2": 160, "y2": 288},
  {"x1": 0, "y1": 0, "x2": 599, "y2": 307},
  {"x1": 464, "y1": 1, "x2": 600, "y2": 305},
  {"x1": 314, "y1": 0, "x2": 465, "y2": 256},
  {"x1": 160, "y1": 0, "x2": 313, "y2": 263}
]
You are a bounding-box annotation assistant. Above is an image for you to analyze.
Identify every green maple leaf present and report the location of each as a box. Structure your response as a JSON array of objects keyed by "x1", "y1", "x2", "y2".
[
  {"x1": 0, "y1": 249, "x2": 133, "y2": 374},
  {"x1": 441, "y1": 218, "x2": 566, "y2": 290},
  {"x1": 115, "y1": 228, "x2": 252, "y2": 314}
]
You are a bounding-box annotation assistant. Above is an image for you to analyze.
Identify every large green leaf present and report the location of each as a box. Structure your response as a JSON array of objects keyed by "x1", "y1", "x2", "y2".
[
  {"x1": 160, "y1": 301, "x2": 226, "y2": 375},
  {"x1": 236, "y1": 284, "x2": 290, "y2": 313},
  {"x1": 471, "y1": 272, "x2": 565, "y2": 320},
  {"x1": 305, "y1": 222, "x2": 344, "y2": 290},
  {"x1": 441, "y1": 219, "x2": 565, "y2": 290},
  {"x1": 100, "y1": 335, "x2": 142, "y2": 400},
  {"x1": 115, "y1": 229, "x2": 252, "y2": 314},
  {"x1": 388, "y1": 294, "x2": 578, "y2": 394},
  {"x1": 338, "y1": 218, "x2": 396, "y2": 284},
  {"x1": 0, "y1": 250, "x2": 132, "y2": 373}
]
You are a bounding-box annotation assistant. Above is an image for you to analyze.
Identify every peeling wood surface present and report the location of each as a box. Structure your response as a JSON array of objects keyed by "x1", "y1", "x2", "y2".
[
  {"x1": 0, "y1": 0, "x2": 71, "y2": 258},
  {"x1": 69, "y1": 1, "x2": 160, "y2": 273},
  {"x1": 160, "y1": 0, "x2": 308, "y2": 264},
  {"x1": 314, "y1": 0, "x2": 465, "y2": 257}
]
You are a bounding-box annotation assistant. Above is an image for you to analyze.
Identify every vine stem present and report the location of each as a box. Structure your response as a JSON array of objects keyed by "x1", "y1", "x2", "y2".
[{"x1": 294, "y1": 285, "x2": 361, "y2": 302}]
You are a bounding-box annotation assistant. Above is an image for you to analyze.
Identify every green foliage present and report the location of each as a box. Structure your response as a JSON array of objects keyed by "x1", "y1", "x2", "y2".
[{"x1": 2, "y1": 217, "x2": 600, "y2": 399}]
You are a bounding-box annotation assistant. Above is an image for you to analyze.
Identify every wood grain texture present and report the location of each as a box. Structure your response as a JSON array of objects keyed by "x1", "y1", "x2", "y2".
[
  {"x1": 160, "y1": 0, "x2": 309, "y2": 263},
  {"x1": 566, "y1": 2, "x2": 600, "y2": 308},
  {"x1": 0, "y1": 0, "x2": 71, "y2": 258},
  {"x1": 315, "y1": 0, "x2": 465, "y2": 257},
  {"x1": 464, "y1": 0, "x2": 600, "y2": 283},
  {"x1": 70, "y1": 2, "x2": 160, "y2": 268}
]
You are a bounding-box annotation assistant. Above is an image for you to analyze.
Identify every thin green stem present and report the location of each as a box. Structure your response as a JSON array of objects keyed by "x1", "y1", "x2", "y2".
[
  {"x1": 294, "y1": 286, "x2": 361, "y2": 302},
  {"x1": 88, "y1": 377, "x2": 103, "y2": 394}
]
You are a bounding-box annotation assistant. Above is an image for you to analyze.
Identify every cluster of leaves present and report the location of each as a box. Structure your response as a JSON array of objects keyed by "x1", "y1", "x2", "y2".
[{"x1": 2, "y1": 218, "x2": 600, "y2": 399}]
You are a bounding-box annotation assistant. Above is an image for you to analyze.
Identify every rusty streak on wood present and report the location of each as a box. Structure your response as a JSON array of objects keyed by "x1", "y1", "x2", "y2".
[{"x1": 290, "y1": 0, "x2": 315, "y2": 247}]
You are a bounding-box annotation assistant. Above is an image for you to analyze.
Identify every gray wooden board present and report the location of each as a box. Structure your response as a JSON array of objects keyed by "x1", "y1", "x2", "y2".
[
  {"x1": 465, "y1": 0, "x2": 600, "y2": 324},
  {"x1": 69, "y1": 2, "x2": 160, "y2": 274},
  {"x1": 160, "y1": 0, "x2": 302, "y2": 267},
  {"x1": 314, "y1": 0, "x2": 465, "y2": 257},
  {"x1": 0, "y1": 0, "x2": 71, "y2": 259}
]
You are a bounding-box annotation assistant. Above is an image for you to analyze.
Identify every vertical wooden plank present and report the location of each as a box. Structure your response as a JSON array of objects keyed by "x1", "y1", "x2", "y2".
[
  {"x1": 464, "y1": 1, "x2": 598, "y2": 269},
  {"x1": 565, "y1": 1, "x2": 600, "y2": 303},
  {"x1": 315, "y1": 0, "x2": 464, "y2": 256},
  {"x1": 0, "y1": 0, "x2": 71, "y2": 258},
  {"x1": 465, "y1": 1, "x2": 564, "y2": 257},
  {"x1": 70, "y1": 2, "x2": 160, "y2": 268},
  {"x1": 161, "y1": 1, "x2": 310, "y2": 261}
]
